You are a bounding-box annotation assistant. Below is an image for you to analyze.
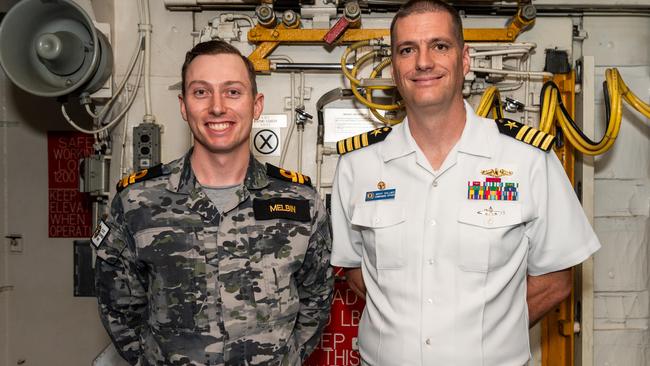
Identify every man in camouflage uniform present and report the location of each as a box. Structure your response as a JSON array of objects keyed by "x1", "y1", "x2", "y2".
[{"x1": 93, "y1": 40, "x2": 333, "y2": 366}]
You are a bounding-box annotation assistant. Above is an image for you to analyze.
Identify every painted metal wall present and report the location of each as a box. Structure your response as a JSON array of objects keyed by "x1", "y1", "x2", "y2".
[
  {"x1": 584, "y1": 16, "x2": 650, "y2": 366},
  {"x1": 0, "y1": 1, "x2": 648, "y2": 365}
]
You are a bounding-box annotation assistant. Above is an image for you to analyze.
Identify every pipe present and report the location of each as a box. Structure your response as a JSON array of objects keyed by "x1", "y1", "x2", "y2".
[
  {"x1": 142, "y1": 0, "x2": 155, "y2": 123},
  {"x1": 314, "y1": 88, "x2": 354, "y2": 191},
  {"x1": 273, "y1": 63, "x2": 354, "y2": 72},
  {"x1": 279, "y1": 72, "x2": 295, "y2": 166},
  {"x1": 297, "y1": 72, "x2": 305, "y2": 172}
]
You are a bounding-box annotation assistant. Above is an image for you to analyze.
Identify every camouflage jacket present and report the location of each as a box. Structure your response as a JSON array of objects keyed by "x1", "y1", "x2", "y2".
[{"x1": 94, "y1": 151, "x2": 333, "y2": 366}]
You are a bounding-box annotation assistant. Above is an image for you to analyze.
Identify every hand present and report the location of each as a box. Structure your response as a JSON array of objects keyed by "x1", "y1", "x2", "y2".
[{"x1": 345, "y1": 267, "x2": 366, "y2": 301}]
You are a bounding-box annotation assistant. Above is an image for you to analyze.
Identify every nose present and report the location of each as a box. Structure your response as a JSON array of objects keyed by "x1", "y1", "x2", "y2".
[
  {"x1": 210, "y1": 93, "x2": 225, "y2": 115},
  {"x1": 415, "y1": 48, "x2": 434, "y2": 72}
]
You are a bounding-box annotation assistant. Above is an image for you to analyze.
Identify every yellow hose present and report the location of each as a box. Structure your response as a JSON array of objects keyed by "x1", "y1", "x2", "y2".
[
  {"x1": 476, "y1": 86, "x2": 504, "y2": 119},
  {"x1": 367, "y1": 58, "x2": 404, "y2": 125},
  {"x1": 341, "y1": 40, "x2": 402, "y2": 116}
]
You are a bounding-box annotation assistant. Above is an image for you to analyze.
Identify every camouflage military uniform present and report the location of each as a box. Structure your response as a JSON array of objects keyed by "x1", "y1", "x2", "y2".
[{"x1": 94, "y1": 150, "x2": 333, "y2": 366}]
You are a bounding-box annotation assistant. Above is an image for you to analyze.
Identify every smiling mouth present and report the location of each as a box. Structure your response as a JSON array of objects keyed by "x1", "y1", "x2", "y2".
[
  {"x1": 206, "y1": 122, "x2": 233, "y2": 131},
  {"x1": 411, "y1": 75, "x2": 444, "y2": 83}
]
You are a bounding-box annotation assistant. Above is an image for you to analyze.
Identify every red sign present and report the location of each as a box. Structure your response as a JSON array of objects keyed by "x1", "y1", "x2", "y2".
[
  {"x1": 305, "y1": 267, "x2": 365, "y2": 366},
  {"x1": 47, "y1": 132, "x2": 94, "y2": 237}
]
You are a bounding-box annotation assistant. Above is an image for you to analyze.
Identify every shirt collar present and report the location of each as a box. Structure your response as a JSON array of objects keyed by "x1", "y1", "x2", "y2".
[
  {"x1": 456, "y1": 100, "x2": 493, "y2": 159},
  {"x1": 381, "y1": 100, "x2": 494, "y2": 162},
  {"x1": 381, "y1": 119, "x2": 417, "y2": 162},
  {"x1": 167, "y1": 149, "x2": 270, "y2": 194}
]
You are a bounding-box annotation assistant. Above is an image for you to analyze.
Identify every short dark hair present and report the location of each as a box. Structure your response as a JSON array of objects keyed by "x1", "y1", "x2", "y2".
[
  {"x1": 390, "y1": 0, "x2": 464, "y2": 52},
  {"x1": 181, "y1": 40, "x2": 258, "y2": 96}
]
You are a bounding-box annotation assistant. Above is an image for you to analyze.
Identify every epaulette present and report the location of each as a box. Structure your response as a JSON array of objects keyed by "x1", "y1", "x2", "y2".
[
  {"x1": 337, "y1": 126, "x2": 392, "y2": 155},
  {"x1": 495, "y1": 118, "x2": 556, "y2": 152},
  {"x1": 266, "y1": 163, "x2": 312, "y2": 187},
  {"x1": 116, "y1": 164, "x2": 164, "y2": 193}
]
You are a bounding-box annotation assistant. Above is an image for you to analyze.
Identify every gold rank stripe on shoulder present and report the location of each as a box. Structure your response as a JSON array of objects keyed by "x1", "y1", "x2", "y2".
[
  {"x1": 495, "y1": 118, "x2": 556, "y2": 152},
  {"x1": 265, "y1": 163, "x2": 313, "y2": 187},
  {"x1": 337, "y1": 126, "x2": 392, "y2": 155},
  {"x1": 116, "y1": 164, "x2": 164, "y2": 193}
]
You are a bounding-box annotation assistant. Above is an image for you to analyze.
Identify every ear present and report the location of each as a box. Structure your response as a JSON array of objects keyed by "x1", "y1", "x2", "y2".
[
  {"x1": 253, "y1": 92, "x2": 264, "y2": 120},
  {"x1": 461, "y1": 44, "x2": 470, "y2": 76},
  {"x1": 178, "y1": 94, "x2": 188, "y2": 121}
]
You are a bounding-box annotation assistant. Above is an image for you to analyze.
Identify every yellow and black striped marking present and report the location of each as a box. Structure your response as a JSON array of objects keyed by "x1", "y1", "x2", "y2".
[
  {"x1": 495, "y1": 118, "x2": 556, "y2": 152},
  {"x1": 266, "y1": 163, "x2": 313, "y2": 187},
  {"x1": 336, "y1": 126, "x2": 392, "y2": 155},
  {"x1": 116, "y1": 164, "x2": 164, "y2": 192}
]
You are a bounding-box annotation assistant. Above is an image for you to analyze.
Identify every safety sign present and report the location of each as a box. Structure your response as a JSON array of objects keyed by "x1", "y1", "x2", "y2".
[{"x1": 252, "y1": 128, "x2": 281, "y2": 156}]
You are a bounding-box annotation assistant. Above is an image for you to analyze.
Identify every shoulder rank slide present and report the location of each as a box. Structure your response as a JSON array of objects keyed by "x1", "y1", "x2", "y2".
[
  {"x1": 116, "y1": 164, "x2": 164, "y2": 192},
  {"x1": 266, "y1": 163, "x2": 312, "y2": 187},
  {"x1": 495, "y1": 118, "x2": 556, "y2": 152},
  {"x1": 337, "y1": 126, "x2": 392, "y2": 155}
]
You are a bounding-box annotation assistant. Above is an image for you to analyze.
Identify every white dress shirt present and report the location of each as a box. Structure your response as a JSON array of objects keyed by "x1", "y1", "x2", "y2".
[{"x1": 330, "y1": 102, "x2": 601, "y2": 366}]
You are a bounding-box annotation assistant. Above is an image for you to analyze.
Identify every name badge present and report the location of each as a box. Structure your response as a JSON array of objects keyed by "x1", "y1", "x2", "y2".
[
  {"x1": 365, "y1": 189, "x2": 396, "y2": 201},
  {"x1": 91, "y1": 221, "x2": 110, "y2": 248},
  {"x1": 253, "y1": 197, "x2": 311, "y2": 222}
]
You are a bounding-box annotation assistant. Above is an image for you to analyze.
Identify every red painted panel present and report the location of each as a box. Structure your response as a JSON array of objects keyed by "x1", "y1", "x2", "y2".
[{"x1": 47, "y1": 132, "x2": 94, "y2": 238}]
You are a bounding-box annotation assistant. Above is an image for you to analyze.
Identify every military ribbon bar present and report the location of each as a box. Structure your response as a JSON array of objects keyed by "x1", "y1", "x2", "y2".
[{"x1": 467, "y1": 177, "x2": 519, "y2": 201}]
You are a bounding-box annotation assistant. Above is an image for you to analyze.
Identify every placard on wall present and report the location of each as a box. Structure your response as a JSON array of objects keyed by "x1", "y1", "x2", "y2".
[{"x1": 47, "y1": 132, "x2": 94, "y2": 238}]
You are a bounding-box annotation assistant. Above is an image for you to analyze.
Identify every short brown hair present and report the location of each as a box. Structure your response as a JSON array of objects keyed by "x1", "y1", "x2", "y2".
[
  {"x1": 390, "y1": 0, "x2": 464, "y2": 52},
  {"x1": 181, "y1": 40, "x2": 258, "y2": 96}
]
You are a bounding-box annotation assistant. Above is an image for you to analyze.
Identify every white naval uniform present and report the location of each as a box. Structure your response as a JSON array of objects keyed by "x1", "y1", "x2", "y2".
[{"x1": 330, "y1": 102, "x2": 601, "y2": 366}]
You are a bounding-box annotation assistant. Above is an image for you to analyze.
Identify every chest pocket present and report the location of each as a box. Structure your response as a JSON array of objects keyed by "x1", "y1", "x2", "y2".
[
  {"x1": 457, "y1": 202, "x2": 525, "y2": 272},
  {"x1": 351, "y1": 201, "x2": 406, "y2": 269},
  {"x1": 134, "y1": 226, "x2": 207, "y2": 332}
]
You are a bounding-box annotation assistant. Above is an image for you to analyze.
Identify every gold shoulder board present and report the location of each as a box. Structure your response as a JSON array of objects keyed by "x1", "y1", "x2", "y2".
[
  {"x1": 336, "y1": 126, "x2": 392, "y2": 155},
  {"x1": 116, "y1": 164, "x2": 164, "y2": 192},
  {"x1": 495, "y1": 118, "x2": 556, "y2": 152},
  {"x1": 265, "y1": 163, "x2": 313, "y2": 187}
]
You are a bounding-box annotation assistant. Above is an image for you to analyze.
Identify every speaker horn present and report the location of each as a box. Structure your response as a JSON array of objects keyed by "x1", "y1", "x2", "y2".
[{"x1": 0, "y1": 0, "x2": 113, "y2": 97}]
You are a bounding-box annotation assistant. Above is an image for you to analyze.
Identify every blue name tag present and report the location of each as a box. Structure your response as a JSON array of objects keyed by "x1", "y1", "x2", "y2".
[{"x1": 365, "y1": 188, "x2": 396, "y2": 201}]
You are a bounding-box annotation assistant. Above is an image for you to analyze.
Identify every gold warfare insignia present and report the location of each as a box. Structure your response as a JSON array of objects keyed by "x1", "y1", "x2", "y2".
[
  {"x1": 377, "y1": 181, "x2": 386, "y2": 190},
  {"x1": 477, "y1": 206, "x2": 505, "y2": 216},
  {"x1": 337, "y1": 126, "x2": 392, "y2": 155},
  {"x1": 495, "y1": 118, "x2": 556, "y2": 152},
  {"x1": 265, "y1": 163, "x2": 312, "y2": 187},
  {"x1": 480, "y1": 168, "x2": 513, "y2": 178}
]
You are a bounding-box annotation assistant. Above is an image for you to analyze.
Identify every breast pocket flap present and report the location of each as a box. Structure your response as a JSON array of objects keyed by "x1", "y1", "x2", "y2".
[{"x1": 351, "y1": 202, "x2": 405, "y2": 228}]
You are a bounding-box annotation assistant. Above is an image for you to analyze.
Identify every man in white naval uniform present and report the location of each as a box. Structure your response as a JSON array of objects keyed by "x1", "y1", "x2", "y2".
[{"x1": 330, "y1": 1, "x2": 601, "y2": 365}]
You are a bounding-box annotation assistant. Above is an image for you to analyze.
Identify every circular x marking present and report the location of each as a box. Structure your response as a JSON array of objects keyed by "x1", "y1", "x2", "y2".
[{"x1": 253, "y1": 129, "x2": 279, "y2": 155}]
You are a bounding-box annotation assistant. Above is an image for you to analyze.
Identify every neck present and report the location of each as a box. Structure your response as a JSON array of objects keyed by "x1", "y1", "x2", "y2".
[
  {"x1": 406, "y1": 98, "x2": 466, "y2": 170},
  {"x1": 190, "y1": 146, "x2": 249, "y2": 187}
]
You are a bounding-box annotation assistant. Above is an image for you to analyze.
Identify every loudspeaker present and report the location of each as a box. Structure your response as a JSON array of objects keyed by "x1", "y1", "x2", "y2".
[{"x1": 0, "y1": 0, "x2": 113, "y2": 97}]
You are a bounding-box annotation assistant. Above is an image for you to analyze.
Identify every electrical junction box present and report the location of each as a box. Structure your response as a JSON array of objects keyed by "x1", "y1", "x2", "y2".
[
  {"x1": 80, "y1": 155, "x2": 111, "y2": 196},
  {"x1": 133, "y1": 123, "x2": 161, "y2": 171}
]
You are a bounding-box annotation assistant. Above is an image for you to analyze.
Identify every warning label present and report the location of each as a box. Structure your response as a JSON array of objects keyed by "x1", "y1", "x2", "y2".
[{"x1": 304, "y1": 267, "x2": 365, "y2": 366}]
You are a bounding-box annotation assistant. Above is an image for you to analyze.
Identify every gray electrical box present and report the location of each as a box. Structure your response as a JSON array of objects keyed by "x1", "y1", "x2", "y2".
[
  {"x1": 133, "y1": 123, "x2": 161, "y2": 171},
  {"x1": 80, "y1": 154, "x2": 111, "y2": 196}
]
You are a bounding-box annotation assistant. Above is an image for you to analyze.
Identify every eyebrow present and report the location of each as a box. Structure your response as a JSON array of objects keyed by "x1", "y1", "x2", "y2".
[
  {"x1": 186, "y1": 80, "x2": 247, "y2": 88},
  {"x1": 395, "y1": 37, "x2": 453, "y2": 49}
]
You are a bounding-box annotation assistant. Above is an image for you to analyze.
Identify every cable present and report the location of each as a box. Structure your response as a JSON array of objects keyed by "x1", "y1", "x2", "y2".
[
  {"x1": 141, "y1": 0, "x2": 155, "y2": 123},
  {"x1": 340, "y1": 40, "x2": 401, "y2": 115},
  {"x1": 96, "y1": 33, "x2": 145, "y2": 122},
  {"x1": 476, "y1": 86, "x2": 504, "y2": 120},
  {"x1": 62, "y1": 52, "x2": 144, "y2": 135},
  {"x1": 348, "y1": 51, "x2": 401, "y2": 111},
  {"x1": 366, "y1": 57, "x2": 403, "y2": 125}
]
